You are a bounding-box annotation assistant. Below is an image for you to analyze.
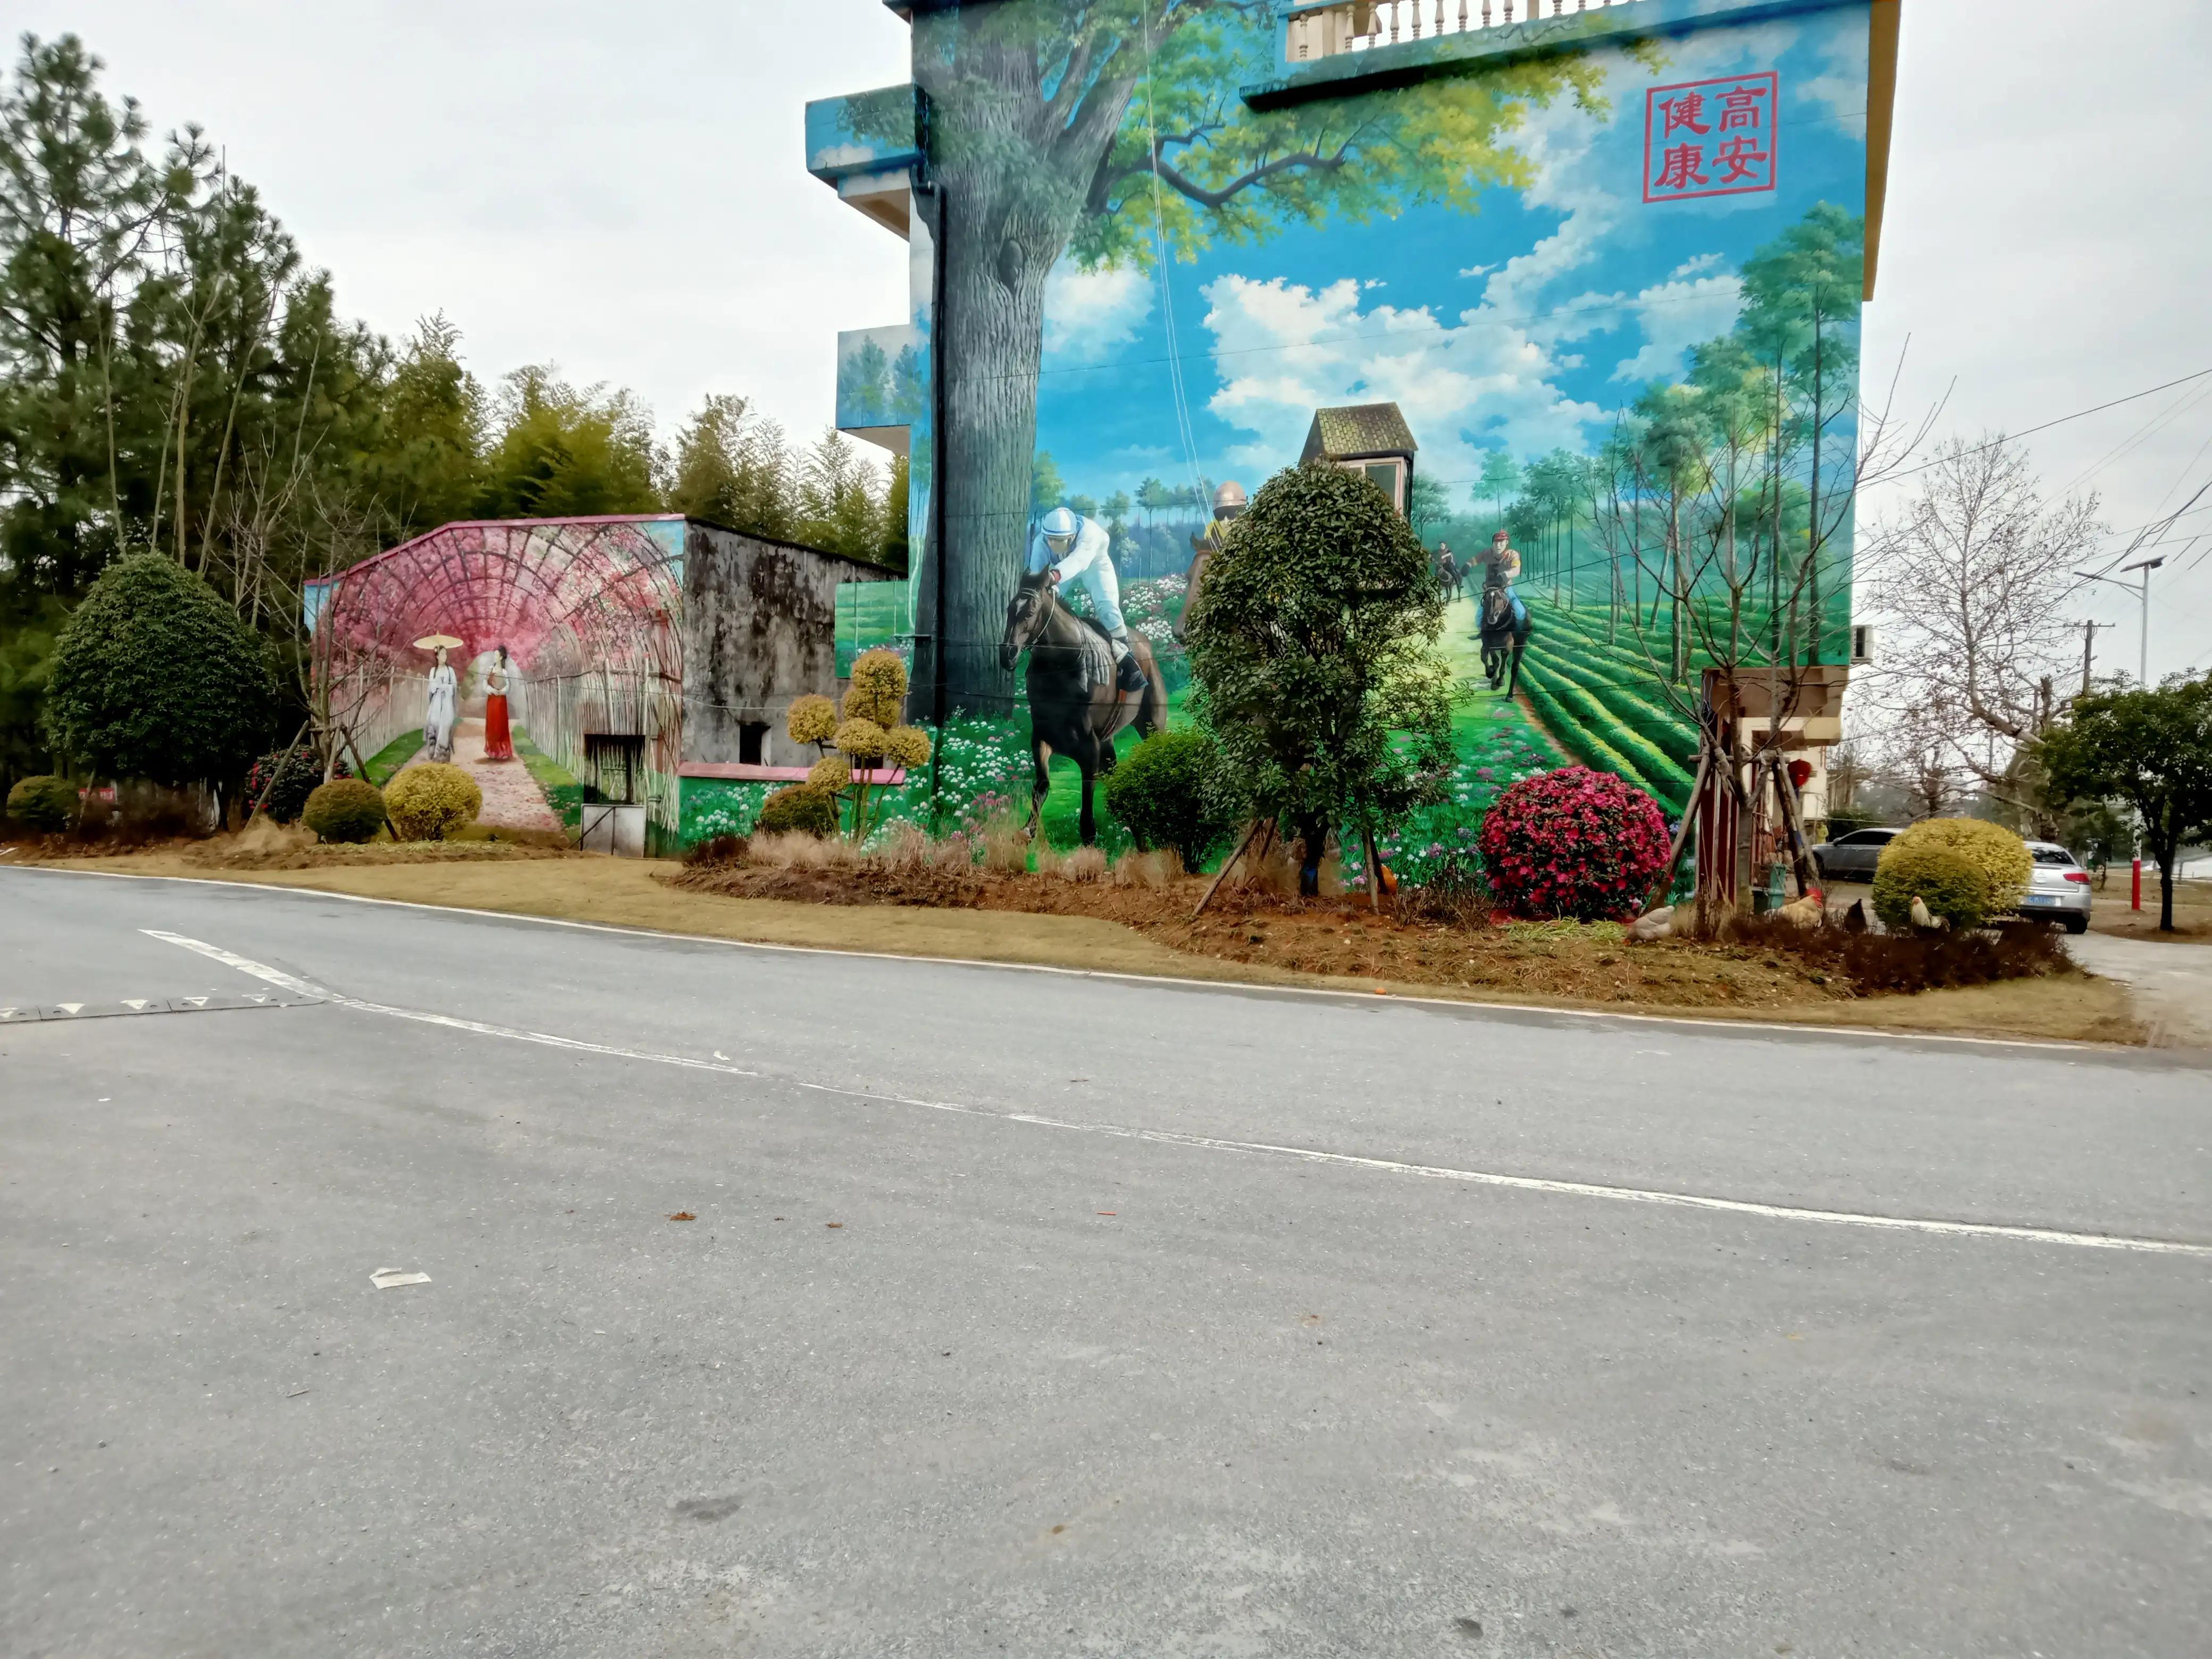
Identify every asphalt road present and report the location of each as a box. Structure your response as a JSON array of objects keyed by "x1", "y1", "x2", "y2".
[{"x1": 3, "y1": 867, "x2": 2209, "y2": 1658}]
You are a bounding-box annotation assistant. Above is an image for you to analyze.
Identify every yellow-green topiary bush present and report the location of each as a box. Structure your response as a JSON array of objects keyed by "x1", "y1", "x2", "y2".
[
  {"x1": 384, "y1": 763, "x2": 483, "y2": 842},
  {"x1": 1872, "y1": 817, "x2": 2032, "y2": 930},
  {"x1": 302, "y1": 778, "x2": 386, "y2": 843},
  {"x1": 786, "y1": 694, "x2": 837, "y2": 746},
  {"x1": 783, "y1": 652, "x2": 933, "y2": 843},
  {"x1": 755, "y1": 784, "x2": 837, "y2": 837}
]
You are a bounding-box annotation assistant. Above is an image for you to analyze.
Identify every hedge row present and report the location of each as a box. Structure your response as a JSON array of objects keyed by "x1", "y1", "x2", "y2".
[
  {"x1": 1515, "y1": 657, "x2": 1692, "y2": 810},
  {"x1": 1516, "y1": 670, "x2": 1685, "y2": 814}
]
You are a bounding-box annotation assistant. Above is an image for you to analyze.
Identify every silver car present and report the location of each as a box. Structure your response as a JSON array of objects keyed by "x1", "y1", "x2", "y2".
[
  {"x1": 1811, "y1": 825, "x2": 1904, "y2": 882},
  {"x1": 2015, "y1": 840, "x2": 2094, "y2": 934}
]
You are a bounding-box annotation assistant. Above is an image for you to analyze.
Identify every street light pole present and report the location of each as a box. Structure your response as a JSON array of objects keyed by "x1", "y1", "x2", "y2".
[
  {"x1": 2073, "y1": 556, "x2": 2166, "y2": 685},
  {"x1": 2123, "y1": 555, "x2": 2164, "y2": 686}
]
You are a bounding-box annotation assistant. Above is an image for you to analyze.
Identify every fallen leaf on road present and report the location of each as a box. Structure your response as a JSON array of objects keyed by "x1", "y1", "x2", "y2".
[
  {"x1": 1096, "y1": 1211, "x2": 1117, "y2": 1217},
  {"x1": 826, "y1": 1222, "x2": 843, "y2": 1229},
  {"x1": 668, "y1": 1212, "x2": 696, "y2": 1221}
]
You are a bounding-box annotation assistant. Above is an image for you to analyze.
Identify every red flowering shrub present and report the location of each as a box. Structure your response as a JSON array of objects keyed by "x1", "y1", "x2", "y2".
[{"x1": 1477, "y1": 766, "x2": 1670, "y2": 920}]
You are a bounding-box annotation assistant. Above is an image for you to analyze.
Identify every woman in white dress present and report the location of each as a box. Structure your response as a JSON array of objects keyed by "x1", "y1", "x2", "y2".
[{"x1": 423, "y1": 646, "x2": 459, "y2": 763}]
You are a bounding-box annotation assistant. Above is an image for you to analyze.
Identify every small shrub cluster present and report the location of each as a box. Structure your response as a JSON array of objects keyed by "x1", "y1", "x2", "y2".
[
  {"x1": 756, "y1": 785, "x2": 839, "y2": 837},
  {"x1": 1401, "y1": 847, "x2": 1492, "y2": 927},
  {"x1": 7, "y1": 774, "x2": 79, "y2": 833},
  {"x1": 1478, "y1": 766, "x2": 1670, "y2": 921},
  {"x1": 1719, "y1": 910, "x2": 2072, "y2": 994},
  {"x1": 1871, "y1": 818, "x2": 2032, "y2": 930},
  {"x1": 684, "y1": 832, "x2": 750, "y2": 867},
  {"x1": 384, "y1": 764, "x2": 481, "y2": 841},
  {"x1": 1106, "y1": 728, "x2": 1243, "y2": 874},
  {"x1": 303, "y1": 778, "x2": 387, "y2": 843},
  {"x1": 246, "y1": 747, "x2": 349, "y2": 824}
]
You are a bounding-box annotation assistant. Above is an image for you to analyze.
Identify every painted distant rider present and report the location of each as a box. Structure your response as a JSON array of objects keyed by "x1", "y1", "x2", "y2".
[
  {"x1": 1485, "y1": 529, "x2": 1528, "y2": 630},
  {"x1": 1029, "y1": 504, "x2": 1147, "y2": 696}
]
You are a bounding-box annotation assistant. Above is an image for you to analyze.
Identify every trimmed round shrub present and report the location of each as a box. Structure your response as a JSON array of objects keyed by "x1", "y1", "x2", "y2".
[
  {"x1": 755, "y1": 784, "x2": 837, "y2": 837},
  {"x1": 786, "y1": 694, "x2": 837, "y2": 747},
  {"x1": 1106, "y1": 728, "x2": 1241, "y2": 874},
  {"x1": 7, "y1": 774, "x2": 80, "y2": 833},
  {"x1": 1477, "y1": 765, "x2": 1670, "y2": 921},
  {"x1": 844, "y1": 649, "x2": 909, "y2": 727},
  {"x1": 384, "y1": 763, "x2": 482, "y2": 841},
  {"x1": 302, "y1": 778, "x2": 386, "y2": 844},
  {"x1": 43, "y1": 552, "x2": 278, "y2": 785},
  {"x1": 883, "y1": 724, "x2": 933, "y2": 771},
  {"x1": 245, "y1": 747, "x2": 350, "y2": 824},
  {"x1": 1872, "y1": 817, "x2": 2031, "y2": 930}
]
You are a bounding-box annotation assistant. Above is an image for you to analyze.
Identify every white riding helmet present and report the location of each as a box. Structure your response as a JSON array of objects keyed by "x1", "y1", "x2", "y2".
[{"x1": 1040, "y1": 505, "x2": 1081, "y2": 554}]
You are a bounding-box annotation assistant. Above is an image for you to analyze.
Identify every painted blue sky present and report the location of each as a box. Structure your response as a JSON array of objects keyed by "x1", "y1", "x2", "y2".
[{"x1": 1034, "y1": 9, "x2": 1871, "y2": 511}]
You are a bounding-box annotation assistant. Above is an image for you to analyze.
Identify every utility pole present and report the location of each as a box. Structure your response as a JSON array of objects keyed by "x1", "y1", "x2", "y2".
[{"x1": 2078, "y1": 618, "x2": 2111, "y2": 696}]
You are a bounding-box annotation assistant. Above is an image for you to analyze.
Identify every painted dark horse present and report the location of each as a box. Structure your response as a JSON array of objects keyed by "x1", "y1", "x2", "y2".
[
  {"x1": 1479, "y1": 575, "x2": 1531, "y2": 696},
  {"x1": 1000, "y1": 569, "x2": 1167, "y2": 844}
]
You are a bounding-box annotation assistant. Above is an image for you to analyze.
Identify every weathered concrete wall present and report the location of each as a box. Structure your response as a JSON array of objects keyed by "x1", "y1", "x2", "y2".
[{"x1": 680, "y1": 523, "x2": 895, "y2": 767}]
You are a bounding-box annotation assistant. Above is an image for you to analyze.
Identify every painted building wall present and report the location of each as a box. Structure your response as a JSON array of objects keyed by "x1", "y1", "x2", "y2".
[{"x1": 815, "y1": 0, "x2": 1883, "y2": 862}]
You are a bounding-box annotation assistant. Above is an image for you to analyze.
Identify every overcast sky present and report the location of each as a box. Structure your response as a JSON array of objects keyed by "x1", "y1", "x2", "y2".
[{"x1": 13, "y1": 0, "x2": 2209, "y2": 681}]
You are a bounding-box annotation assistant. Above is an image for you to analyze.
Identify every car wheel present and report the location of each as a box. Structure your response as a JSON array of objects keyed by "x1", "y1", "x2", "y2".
[{"x1": 2063, "y1": 915, "x2": 2088, "y2": 935}]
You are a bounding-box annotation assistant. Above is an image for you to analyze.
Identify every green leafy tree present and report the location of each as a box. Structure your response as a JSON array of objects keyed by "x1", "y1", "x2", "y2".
[
  {"x1": 796, "y1": 427, "x2": 885, "y2": 560},
  {"x1": 1407, "y1": 473, "x2": 1451, "y2": 543},
  {"x1": 2040, "y1": 674, "x2": 2212, "y2": 933},
  {"x1": 1029, "y1": 449, "x2": 1065, "y2": 517},
  {"x1": 475, "y1": 365, "x2": 660, "y2": 520},
  {"x1": 0, "y1": 33, "x2": 201, "y2": 598},
  {"x1": 883, "y1": 1, "x2": 1610, "y2": 712},
  {"x1": 667, "y1": 393, "x2": 799, "y2": 541},
  {"x1": 1471, "y1": 450, "x2": 1522, "y2": 526},
  {"x1": 43, "y1": 551, "x2": 276, "y2": 790},
  {"x1": 837, "y1": 336, "x2": 893, "y2": 425},
  {"x1": 363, "y1": 313, "x2": 483, "y2": 533},
  {"x1": 1185, "y1": 463, "x2": 1453, "y2": 895}
]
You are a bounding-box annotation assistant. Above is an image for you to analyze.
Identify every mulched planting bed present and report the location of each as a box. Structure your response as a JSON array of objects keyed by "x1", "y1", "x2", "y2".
[{"x1": 665, "y1": 858, "x2": 1850, "y2": 1010}]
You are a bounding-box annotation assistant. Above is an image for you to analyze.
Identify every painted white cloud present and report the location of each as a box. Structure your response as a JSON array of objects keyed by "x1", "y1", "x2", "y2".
[
  {"x1": 1608, "y1": 272, "x2": 1744, "y2": 383},
  {"x1": 1042, "y1": 261, "x2": 1153, "y2": 362},
  {"x1": 1200, "y1": 273, "x2": 1607, "y2": 493}
]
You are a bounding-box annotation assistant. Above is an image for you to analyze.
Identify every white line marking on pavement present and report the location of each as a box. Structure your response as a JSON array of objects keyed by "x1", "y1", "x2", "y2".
[
  {"x1": 145, "y1": 929, "x2": 2212, "y2": 1260},
  {"x1": 21, "y1": 860, "x2": 2148, "y2": 1057}
]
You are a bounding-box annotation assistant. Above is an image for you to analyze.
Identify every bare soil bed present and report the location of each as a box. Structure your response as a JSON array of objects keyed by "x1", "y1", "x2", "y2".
[{"x1": 671, "y1": 860, "x2": 1866, "y2": 1012}]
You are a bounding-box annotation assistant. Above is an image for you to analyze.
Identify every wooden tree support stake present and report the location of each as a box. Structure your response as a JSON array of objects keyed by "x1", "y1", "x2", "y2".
[{"x1": 1191, "y1": 817, "x2": 1265, "y2": 920}]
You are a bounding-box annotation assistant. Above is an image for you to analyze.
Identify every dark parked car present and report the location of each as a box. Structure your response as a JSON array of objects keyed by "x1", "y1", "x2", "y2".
[{"x1": 1811, "y1": 825, "x2": 1906, "y2": 882}]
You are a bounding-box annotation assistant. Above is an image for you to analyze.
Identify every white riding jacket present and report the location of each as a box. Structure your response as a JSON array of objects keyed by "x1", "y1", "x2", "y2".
[{"x1": 1026, "y1": 514, "x2": 1126, "y2": 634}]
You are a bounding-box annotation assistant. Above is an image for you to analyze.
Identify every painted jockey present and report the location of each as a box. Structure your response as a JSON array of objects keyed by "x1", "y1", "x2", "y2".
[
  {"x1": 1486, "y1": 529, "x2": 1528, "y2": 630},
  {"x1": 1190, "y1": 479, "x2": 1248, "y2": 557},
  {"x1": 1029, "y1": 504, "x2": 1147, "y2": 694}
]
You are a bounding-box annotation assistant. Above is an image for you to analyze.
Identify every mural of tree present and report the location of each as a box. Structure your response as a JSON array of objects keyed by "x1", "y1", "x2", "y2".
[{"x1": 902, "y1": 0, "x2": 1607, "y2": 712}]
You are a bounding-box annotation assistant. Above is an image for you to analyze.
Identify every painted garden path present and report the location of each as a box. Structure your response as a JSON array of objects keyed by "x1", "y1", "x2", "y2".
[{"x1": 400, "y1": 718, "x2": 563, "y2": 834}]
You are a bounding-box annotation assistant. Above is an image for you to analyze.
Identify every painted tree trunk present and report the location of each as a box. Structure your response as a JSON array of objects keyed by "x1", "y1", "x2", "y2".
[{"x1": 937, "y1": 201, "x2": 1053, "y2": 716}]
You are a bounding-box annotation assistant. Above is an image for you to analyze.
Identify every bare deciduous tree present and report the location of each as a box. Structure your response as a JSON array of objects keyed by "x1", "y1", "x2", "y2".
[{"x1": 1861, "y1": 434, "x2": 2100, "y2": 827}]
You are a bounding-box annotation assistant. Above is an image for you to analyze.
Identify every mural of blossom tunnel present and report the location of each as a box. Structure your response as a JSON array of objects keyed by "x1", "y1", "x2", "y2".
[{"x1": 306, "y1": 515, "x2": 689, "y2": 839}]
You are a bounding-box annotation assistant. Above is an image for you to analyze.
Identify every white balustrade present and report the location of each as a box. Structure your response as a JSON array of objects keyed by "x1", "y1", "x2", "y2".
[{"x1": 1285, "y1": 0, "x2": 1648, "y2": 63}]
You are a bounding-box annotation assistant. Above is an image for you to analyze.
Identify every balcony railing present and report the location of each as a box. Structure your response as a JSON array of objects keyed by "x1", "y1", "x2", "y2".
[{"x1": 1284, "y1": 0, "x2": 1647, "y2": 62}]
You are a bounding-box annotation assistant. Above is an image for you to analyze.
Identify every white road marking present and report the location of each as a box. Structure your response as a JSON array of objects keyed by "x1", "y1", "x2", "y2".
[
  {"x1": 146, "y1": 929, "x2": 2212, "y2": 1260},
  {"x1": 22, "y1": 860, "x2": 2143, "y2": 1057},
  {"x1": 56, "y1": 1002, "x2": 82, "y2": 1015}
]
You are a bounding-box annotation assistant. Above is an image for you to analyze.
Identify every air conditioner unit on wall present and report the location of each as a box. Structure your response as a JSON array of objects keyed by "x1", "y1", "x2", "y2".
[{"x1": 1850, "y1": 624, "x2": 1875, "y2": 665}]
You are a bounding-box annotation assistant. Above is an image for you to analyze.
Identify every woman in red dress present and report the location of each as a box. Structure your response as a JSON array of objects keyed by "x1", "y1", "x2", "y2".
[{"x1": 482, "y1": 645, "x2": 515, "y2": 761}]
